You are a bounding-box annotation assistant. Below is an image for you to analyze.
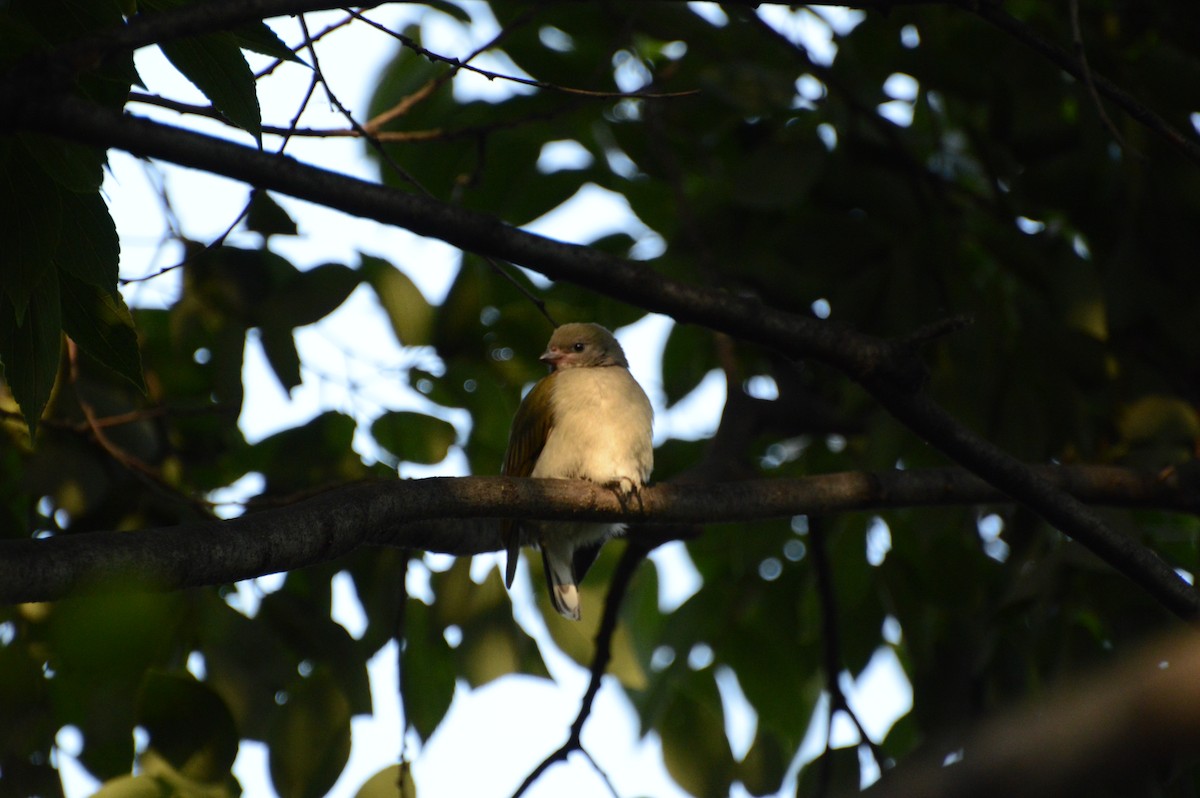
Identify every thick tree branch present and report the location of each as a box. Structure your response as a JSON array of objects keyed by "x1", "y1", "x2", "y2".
[
  {"x1": 29, "y1": 101, "x2": 877, "y2": 367},
  {"x1": 861, "y1": 632, "x2": 1200, "y2": 798},
  {"x1": 0, "y1": 466, "x2": 1195, "y2": 606}
]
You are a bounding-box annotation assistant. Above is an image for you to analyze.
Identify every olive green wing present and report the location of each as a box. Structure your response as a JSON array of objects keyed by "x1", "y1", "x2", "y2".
[{"x1": 501, "y1": 375, "x2": 556, "y2": 587}]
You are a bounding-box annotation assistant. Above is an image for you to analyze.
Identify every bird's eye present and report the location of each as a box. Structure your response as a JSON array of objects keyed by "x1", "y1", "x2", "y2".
[{"x1": 572, "y1": 342, "x2": 586, "y2": 352}]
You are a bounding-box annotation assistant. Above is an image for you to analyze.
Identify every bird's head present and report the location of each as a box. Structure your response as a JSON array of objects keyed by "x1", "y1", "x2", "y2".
[{"x1": 540, "y1": 323, "x2": 628, "y2": 370}]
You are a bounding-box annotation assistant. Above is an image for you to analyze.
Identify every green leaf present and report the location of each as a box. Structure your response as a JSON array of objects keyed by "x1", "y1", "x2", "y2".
[
  {"x1": 137, "y1": 671, "x2": 239, "y2": 785},
  {"x1": 268, "y1": 670, "x2": 352, "y2": 798},
  {"x1": 197, "y1": 593, "x2": 300, "y2": 742},
  {"x1": 260, "y1": 261, "x2": 361, "y2": 329},
  {"x1": 182, "y1": 245, "x2": 279, "y2": 324},
  {"x1": 1118, "y1": 395, "x2": 1200, "y2": 445},
  {"x1": 230, "y1": 20, "x2": 304, "y2": 65},
  {"x1": 0, "y1": 643, "x2": 49, "y2": 757},
  {"x1": 402, "y1": 600, "x2": 457, "y2": 741},
  {"x1": 245, "y1": 190, "x2": 298, "y2": 238},
  {"x1": 59, "y1": 273, "x2": 145, "y2": 392},
  {"x1": 354, "y1": 765, "x2": 417, "y2": 798},
  {"x1": 46, "y1": 591, "x2": 181, "y2": 779},
  {"x1": 49, "y1": 590, "x2": 179, "y2": 684},
  {"x1": 90, "y1": 774, "x2": 171, "y2": 798},
  {"x1": 738, "y1": 731, "x2": 789, "y2": 797},
  {"x1": 257, "y1": 587, "x2": 373, "y2": 716},
  {"x1": 362, "y1": 255, "x2": 434, "y2": 347},
  {"x1": 420, "y1": 1, "x2": 472, "y2": 23},
  {"x1": 730, "y1": 138, "x2": 825, "y2": 211},
  {"x1": 240, "y1": 411, "x2": 364, "y2": 493},
  {"x1": 144, "y1": 4, "x2": 262, "y2": 141},
  {"x1": 0, "y1": 11, "x2": 49, "y2": 70},
  {"x1": 19, "y1": 133, "x2": 105, "y2": 193},
  {"x1": 540, "y1": 544, "x2": 650, "y2": 686},
  {"x1": 658, "y1": 670, "x2": 735, "y2": 798},
  {"x1": 795, "y1": 745, "x2": 862, "y2": 797},
  {"x1": 0, "y1": 141, "x2": 61, "y2": 320},
  {"x1": 661, "y1": 322, "x2": 715, "y2": 408},
  {"x1": 54, "y1": 187, "x2": 120, "y2": 291},
  {"x1": 258, "y1": 322, "x2": 302, "y2": 394},
  {"x1": 371, "y1": 410, "x2": 457, "y2": 465},
  {"x1": 343, "y1": 548, "x2": 406, "y2": 656},
  {"x1": 428, "y1": 560, "x2": 549, "y2": 687},
  {"x1": 0, "y1": 266, "x2": 61, "y2": 438}
]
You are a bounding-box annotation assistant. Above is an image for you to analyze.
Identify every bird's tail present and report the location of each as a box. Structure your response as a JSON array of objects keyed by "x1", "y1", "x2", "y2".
[
  {"x1": 502, "y1": 521, "x2": 519, "y2": 589},
  {"x1": 542, "y1": 545, "x2": 581, "y2": 621}
]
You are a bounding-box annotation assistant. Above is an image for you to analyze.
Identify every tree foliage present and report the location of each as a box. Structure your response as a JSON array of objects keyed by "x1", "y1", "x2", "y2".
[{"x1": 3, "y1": 1, "x2": 1200, "y2": 797}]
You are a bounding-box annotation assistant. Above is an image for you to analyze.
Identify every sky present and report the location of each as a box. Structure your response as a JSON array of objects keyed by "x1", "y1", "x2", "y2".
[{"x1": 57, "y1": 3, "x2": 912, "y2": 796}]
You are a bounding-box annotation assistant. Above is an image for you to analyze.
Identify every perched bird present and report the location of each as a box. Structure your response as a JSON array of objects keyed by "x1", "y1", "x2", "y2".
[{"x1": 502, "y1": 323, "x2": 653, "y2": 620}]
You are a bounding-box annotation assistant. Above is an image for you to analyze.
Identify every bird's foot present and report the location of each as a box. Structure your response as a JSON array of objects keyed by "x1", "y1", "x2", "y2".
[{"x1": 604, "y1": 477, "x2": 643, "y2": 511}]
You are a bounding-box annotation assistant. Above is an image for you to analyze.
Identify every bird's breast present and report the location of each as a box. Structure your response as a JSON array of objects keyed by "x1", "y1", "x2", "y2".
[{"x1": 531, "y1": 367, "x2": 653, "y2": 484}]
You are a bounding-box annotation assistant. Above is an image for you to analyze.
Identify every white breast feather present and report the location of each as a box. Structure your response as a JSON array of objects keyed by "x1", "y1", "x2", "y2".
[{"x1": 531, "y1": 366, "x2": 653, "y2": 484}]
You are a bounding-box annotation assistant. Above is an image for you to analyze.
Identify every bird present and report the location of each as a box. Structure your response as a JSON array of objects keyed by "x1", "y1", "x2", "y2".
[{"x1": 502, "y1": 322, "x2": 653, "y2": 620}]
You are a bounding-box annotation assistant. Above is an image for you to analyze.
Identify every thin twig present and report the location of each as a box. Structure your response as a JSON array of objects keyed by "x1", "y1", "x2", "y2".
[
  {"x1": 580, "y1": 747, "x2": 621, "y2": 798},
  {"x1": 351, "y1": 11, "x2": 557, "y2": 325},
  {"x1": 808, "y1": 517, "x2": 886, "y2": 798},
  {"x1": 349, "y1": 9, "x2": 696, "y2": 104},
  {"x1": 1067, "y1": 0, "x2": 1133, "y2": 154},
  {"x1": 0, "y1": 404, "x2": 235, "y2": 435},
  {"x1": 352, "y1": 13, "x2": 511, "y2": 160},
  {"x1": 275, "y1": 37, "x2": 322, "y2": 157},
  {"x1": 252, "y1": 12, "x2": 350, "y2": 80},
  {"x1": 296, "y1": 14, "x2": 425, "y2": 192},
  {"x1": 899, "y1": 314, "x2": 974, "y2": 351},
  {"x1": 511, "y1": 541, "x2": 650, "y2": 798},
  {"x1": 968, "y1": 0, "x2": 1200, "y2": 164},
  {"x1": 293, "y1": 12, "x2": 555, "y2": 325},
  {"x1": 126, "y1": 90, "x2": 581, "y2": 144},
  {"x1": 68, "y1": 340, "x2": 159, "y2": 481},
  {"x1": 395, "y1": 549, "x2": 416, "y2": 797},
  {"x1": 65, "y1": 340, "x2": 214, "y2": 515},
  {"x1": 358, "y1": 7, "x2": 537, "y2": 132},
  {"x1": 119, "y1": 196, "x2": 253, "y2": 286}
]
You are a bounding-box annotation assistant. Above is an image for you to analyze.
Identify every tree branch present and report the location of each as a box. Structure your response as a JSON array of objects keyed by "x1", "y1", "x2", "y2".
[
  {"x1": 1, "y1": 466, "x2": 1195, "y2": 605},
  {"x1": 861, "y1": 631, "x2": 1200, "y2": 798}
]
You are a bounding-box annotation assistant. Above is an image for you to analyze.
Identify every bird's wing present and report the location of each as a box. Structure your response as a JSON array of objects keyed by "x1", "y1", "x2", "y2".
[{"x1": 501, "y1": 375, "x2": 556, "y2": 587}]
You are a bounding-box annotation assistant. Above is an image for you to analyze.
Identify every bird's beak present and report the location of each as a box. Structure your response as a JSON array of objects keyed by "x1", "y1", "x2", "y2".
[{"x1": 539, "y1": 347, "x2": 564, "y2": 368}]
